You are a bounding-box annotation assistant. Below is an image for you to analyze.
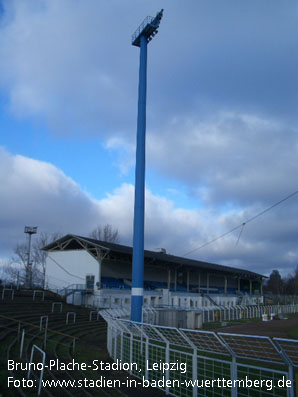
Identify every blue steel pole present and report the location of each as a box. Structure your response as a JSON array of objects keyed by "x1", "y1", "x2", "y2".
[{"x1": 131, "y1": 34, "x2": 147, "y2": 322}]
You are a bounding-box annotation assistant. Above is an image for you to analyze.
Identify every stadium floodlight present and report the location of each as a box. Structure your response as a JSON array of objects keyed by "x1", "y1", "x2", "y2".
[
  {"x1": 131, "y1": 9, "x2": 163, "y2": 47},
  {"x1": 24, "y1": 226, "x2": 38, "y2": 289},
  {"x1": 24, "y1": 226, "x2": 38, "y2": 234},
  {"x1": 130, "y1": 10, "x2": 164, "y2": 322}
]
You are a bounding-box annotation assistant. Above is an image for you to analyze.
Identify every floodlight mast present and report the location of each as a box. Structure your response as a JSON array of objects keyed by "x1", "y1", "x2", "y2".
[
  {"x1": 24, "y1": 226, "x2": 38, "y2": 288},
  {"x1": 131, "y1": 10, "x2": 164, "y2": 322}
]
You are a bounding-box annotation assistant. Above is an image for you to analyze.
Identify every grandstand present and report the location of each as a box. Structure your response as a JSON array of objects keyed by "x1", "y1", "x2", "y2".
[{"x1": 43, "y1": 234, "x2": 265, "y2": 310}]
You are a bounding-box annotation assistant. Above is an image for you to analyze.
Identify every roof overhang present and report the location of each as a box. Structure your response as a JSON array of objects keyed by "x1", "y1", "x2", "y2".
[{"x1": 43, "y1": 234, "x2": 266, "y2": 281}]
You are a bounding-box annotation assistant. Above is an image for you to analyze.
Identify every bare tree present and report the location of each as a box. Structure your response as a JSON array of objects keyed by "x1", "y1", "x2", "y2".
[
  {"x1": 89, "y1": 226, "x2": 102, "y2": 240},
  {"x1": 9, "y1": 231, "x2": 62, "y2": 289},
  {"x1": 11, "y1": 243, "x2": 30, "y2": 286},
  {"x1": 1, "y1": 261, "x2": 23, "y2": 285},
  {"x1": 13, "y1": 243, "x2": 28, "y2": 268},
  {"x1": 89, "y1": 224, "x2": 119, "y2": 243},
  {"x1": 7, "y1": 243, "x2": 39, "y2": 287},
  {"x1": 33, "y1": 232, "x2": 62, "y2": 288}
]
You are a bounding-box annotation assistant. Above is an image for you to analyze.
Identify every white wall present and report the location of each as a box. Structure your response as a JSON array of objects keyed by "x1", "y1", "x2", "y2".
[
  {"x1": 85, "y1": 289, "x2": 254, "y2": 310},
  {"x1": 45, "y1": 250, "x2": 99, "y2": 288}
]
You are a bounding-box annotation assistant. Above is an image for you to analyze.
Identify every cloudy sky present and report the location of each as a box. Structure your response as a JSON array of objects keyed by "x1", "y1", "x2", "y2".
[{"x1": 1, "y1": 0, "x2": 298, "y2": 278}]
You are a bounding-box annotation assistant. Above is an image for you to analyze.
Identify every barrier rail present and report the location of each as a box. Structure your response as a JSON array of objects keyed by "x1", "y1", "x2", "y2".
[
  {"x1": 2, "y1": 288, "x2": 14, "y2": 300},
  {"x1": 27, "y1": 345, "x2": 45, "y2": 396},
  {"x1": 102, "y1": 311, "x2": 298, "y2": 397},
  {"x1": 33, "y1": 290, "x2": 45, "y2": 301},
  {"x1": 0, "y1": 313, "x2": 79, "y2": 340},
  {"x1": 66, "y1": 312, "x2": 76, "y2": 325},
  {"x1": 40, "y1": 315, "x2": 48, "y2": 331},
  {"x1": 201, "y1": 304, "x2": 298, "y2": 324},
  {"x1": 141, "y1": 304, "x2": 298, "y2": 325},
  {"x1": 52, "y1": 302, "x2": 63, "y2": 313}
]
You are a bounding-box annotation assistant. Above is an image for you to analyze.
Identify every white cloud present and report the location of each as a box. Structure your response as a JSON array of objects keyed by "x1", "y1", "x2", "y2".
[
  {"x1": 105, "y1": 137, "x2": 135, "y2": 175},
  {"x1": 1, "y1": 148, "x2": 298, "y2": 277},
  {"x1": 85, "y1": 182, "x2": 298, "y2": 277},
  {"x1": 0, "y1": 0, "x2": 139, "y2": 134},
  {"x1": 1, "y1": 1, "x2": 298, "y2": 278},
  {"x1": 1, "y1": 0, "x2": 297, "y2": 137},
  {"x1": 0, "y1": 147, "x2": 101, "y2": 252},
  {"x1": 147, "y1": 111, "x2": 298, "y2": 206}
]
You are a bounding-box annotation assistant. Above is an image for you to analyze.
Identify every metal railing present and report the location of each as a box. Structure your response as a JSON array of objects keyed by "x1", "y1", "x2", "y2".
[
  {"x1": 140, "y1": 304, "x2": 298, "y2": 325},
  {"x1": 131, "y1": 16, "x2": 154, "y2": 44},
  {"x1": 101, "y1": 311, "x2": 297, "y2": 397},
  {"x1": 200, "y1": 304, "x2": 298, "y2": 323},
  {"x1": 0, "y1": 313, "x2": 79, "y2": 353}
]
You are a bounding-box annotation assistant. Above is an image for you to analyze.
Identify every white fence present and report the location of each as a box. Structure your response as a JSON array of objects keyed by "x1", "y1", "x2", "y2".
[
  {"x1": 141, "y1": 304, "x2": 298, "y2": 325},
  {"x1": 100, "y1": 311, "x2": 298, "y2": 397},
  {"x1": 201, "y1": 304, "x2": 298, "y2": 324}
]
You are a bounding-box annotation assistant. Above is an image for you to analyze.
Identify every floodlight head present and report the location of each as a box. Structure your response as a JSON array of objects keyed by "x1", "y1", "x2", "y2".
[
  {"x1": 132, "y1": 9, "x2": 164, "y2": 47},
  {"x1": 155, "y1": 9, "x2": 164, "y2": 22},
  {"x1": 24, "y1": 226, "x2": 38, "y2": 235}
]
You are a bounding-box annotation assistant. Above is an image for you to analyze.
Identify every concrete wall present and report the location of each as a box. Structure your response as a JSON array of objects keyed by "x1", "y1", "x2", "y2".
[
  {"x1": 85, "y1": 289, "x2": 241, "y2": 310},
  {"x1": 46, "y1": 250, "x2": 99, "y2": 288},
  {"x1": 156, "y1": 309, "x2": 202, "y2": 329}
]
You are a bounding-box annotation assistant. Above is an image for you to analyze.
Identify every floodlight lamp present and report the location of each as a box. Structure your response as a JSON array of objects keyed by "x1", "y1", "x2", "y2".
[
  {"x1": 132, "y1": 9, "x2": 164, "y2": 47},
  {"x1": 158, "y1": 9, "x2": 164, "y2": 19},
  {"x1": 24, "y1": 226, "x2": 38, "y2": 235}
]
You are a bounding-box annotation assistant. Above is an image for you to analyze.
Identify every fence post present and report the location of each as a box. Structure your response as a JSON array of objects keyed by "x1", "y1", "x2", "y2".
[
  {"x1": 288, "y1": 363, "x2": 294, "y2": 397},
  {"x1": 192, "y1": 347, "x2": 198, "y2": 397},
  {"x1": 27, "y1": 345, "x2": 46, "y2": 396},
  {"x1": 278, "y1": 349, "x2": 295, "y2": 397},
  {"x1": 66, "y1": 312, "x2": 76, "y2": 325},
  {"x1": 145, "y1": 336, "x2": 149, "y2": 381},
  {"x1": 113, "y1": 328, "x2": 117, "y2": 361},
  {"x1": 129, "y1": 334, "x2": 133, "y2": 375},
  {"x1": 44, "y1": 327, "x2": 47, "y2": 350},
  {"x1": 165, "y1": 341, "x2": 170, "y2": 395},
  {"x1": 72, "y1": 338, "x2": 76, "y2": 356},
  {"x1": 2, "y1": 288, "x2": 14, "y2": 300},
  {"x1": 40, "y1": 316, "x2": 48, "y2": 331},
  {"x1": 231, "y1": 356, "x2": 237, "y2": 397},
  {"x1": 20, "y1": 329, "x2": 25, "y2": 358},
  {"x1": 120, "y1": 330, "x2": 123, "y2": 361},
  {"x1": 52, "y1": 302, "x2": 63, "y2": 312}
]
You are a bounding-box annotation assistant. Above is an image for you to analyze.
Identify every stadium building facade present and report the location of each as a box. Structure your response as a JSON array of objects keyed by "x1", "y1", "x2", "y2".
[{"x1": 43, "y1": 234, "x2": 265, "y2": 309}]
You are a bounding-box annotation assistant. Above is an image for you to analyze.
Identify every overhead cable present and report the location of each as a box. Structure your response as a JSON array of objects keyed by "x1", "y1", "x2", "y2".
[{"x1": 182, "y1": 188, "x2": 298, "y2": 257}]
